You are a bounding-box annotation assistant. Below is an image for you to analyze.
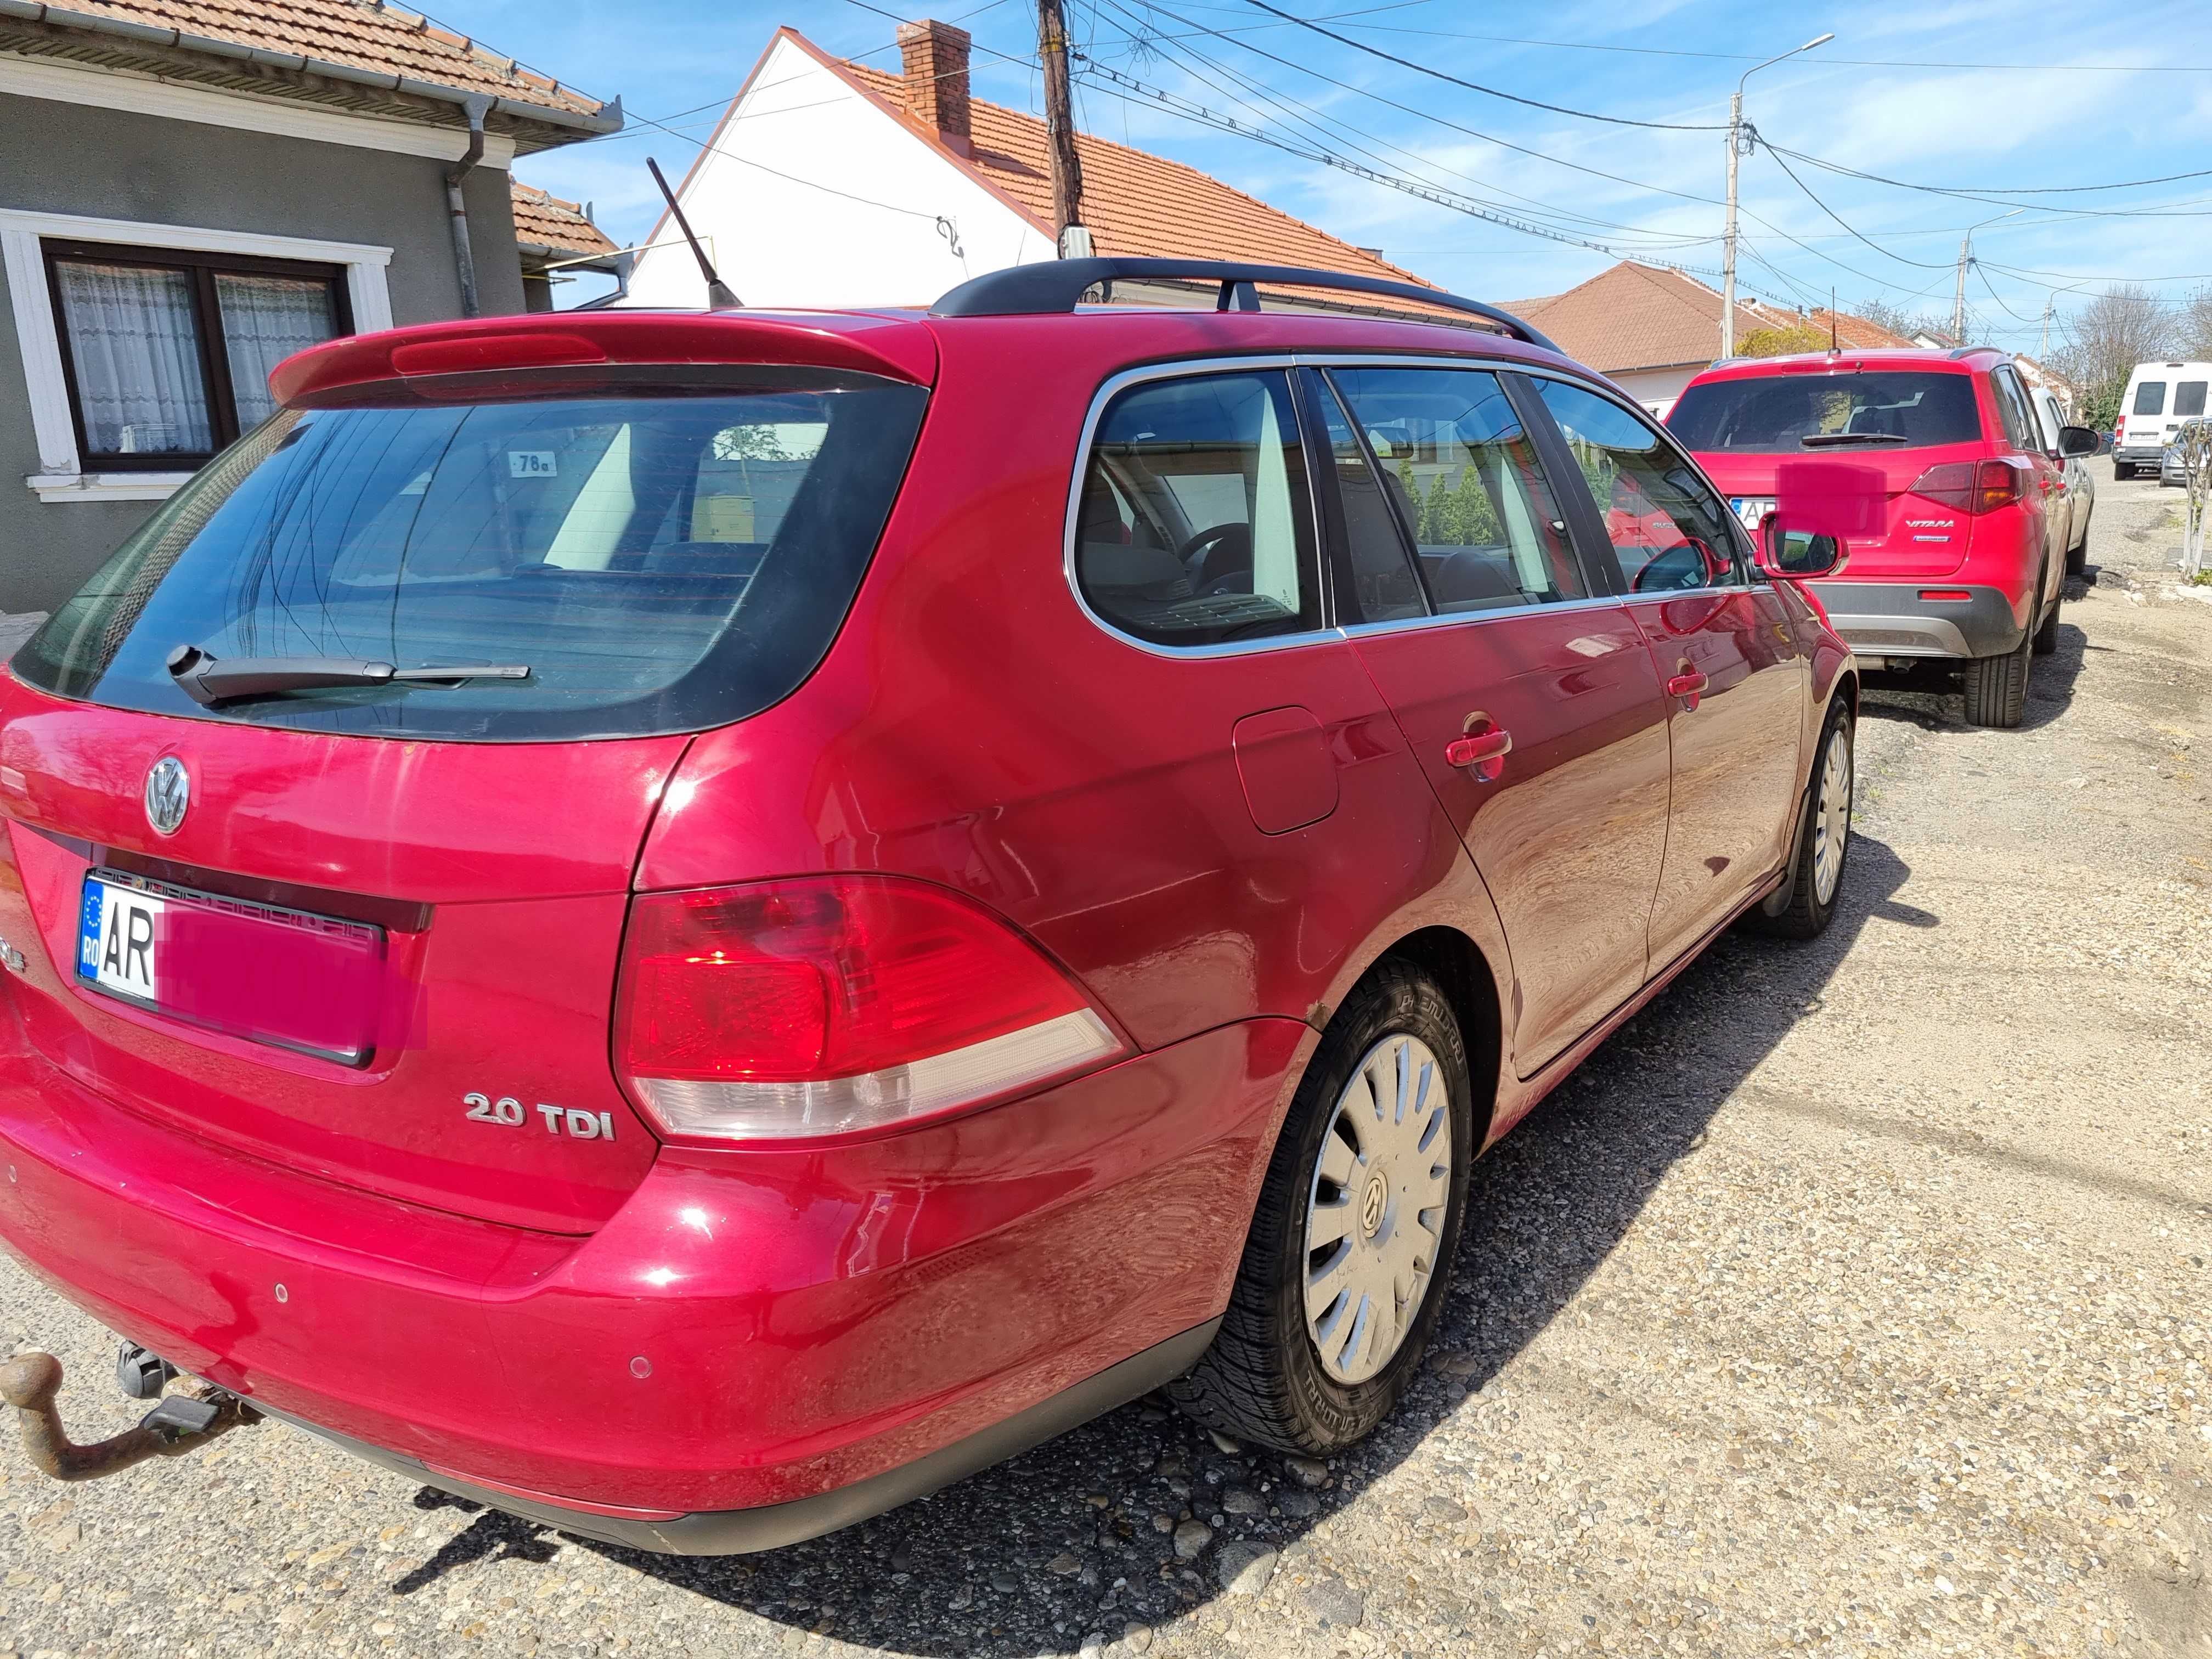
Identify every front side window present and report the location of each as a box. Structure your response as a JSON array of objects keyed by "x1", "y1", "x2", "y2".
[
  {"x1": 2177, "y1": 381, "x2": 2208, "y2": 419},
  {"x1": 2134, "y1": 381, "x2": 2168, "y2": 417},
  {"x1": 1329, "y1": 367, "x2": 1584, "y2": 613},
  {"x1": 46, "y1": 241, "x2": 345, "y2": 467},
  {"x1": 1537, "y1": 379, "x2": 1747, "y2": 595},
  {"x1": 17, "y1": 374, "x2": 929, "y2": 741},
  {"x1": 1075, "y1": 371, "x2": 1322, "y2": 647}
]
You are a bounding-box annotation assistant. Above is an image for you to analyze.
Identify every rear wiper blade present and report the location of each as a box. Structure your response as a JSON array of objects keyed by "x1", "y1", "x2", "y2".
[
  {"x1": 166, "y1": 645, "x2": 530, "y2": 707},
  {"x1": 1799, "y1": 431, "x2": 1910, "y2": 447}
]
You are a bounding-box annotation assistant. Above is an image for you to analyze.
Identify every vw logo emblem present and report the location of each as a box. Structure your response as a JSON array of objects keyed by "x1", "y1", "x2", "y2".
[{"x1": 143, "y1": 755, "x2": 190, "y2": 837}]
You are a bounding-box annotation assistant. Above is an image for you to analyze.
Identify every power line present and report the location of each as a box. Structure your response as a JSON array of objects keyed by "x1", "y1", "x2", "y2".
[
  {"x1": 1760, "y1": 146, "x2": 1951, "y2": 272},
  {"x1": 1763, "y1": 142, "x2": 2212, "y2": 210},
  {"x1": 1235, "y1": 0, "x2": 1727, "y2": 131}
]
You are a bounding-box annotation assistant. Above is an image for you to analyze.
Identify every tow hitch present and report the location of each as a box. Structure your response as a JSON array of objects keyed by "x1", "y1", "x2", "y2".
[{"x1": 0, "y1": 1346, "x2": 260, "y2": 1482}]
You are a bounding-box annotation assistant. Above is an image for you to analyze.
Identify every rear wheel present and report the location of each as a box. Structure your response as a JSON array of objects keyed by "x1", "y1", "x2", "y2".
[
  {"x1": 1962, "y1": 628, "x2": 2032, "y2": 728},
  {"x1": 1168, "y1": 962, "x2": 1474, "y2": 1454},
  {"x1": 2065, "y1": 516, "x2": 2088, "y2": 575},
  {"x1": 2115, "y1": 462, "x2": 2134, "y2": 481},
  {"x1": 1747, "y1": 700, "x2": 1852, "y2": 941}
]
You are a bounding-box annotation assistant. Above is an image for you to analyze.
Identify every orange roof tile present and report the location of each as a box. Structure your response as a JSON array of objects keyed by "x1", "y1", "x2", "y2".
[
  {"x1": 36, "y1": 0, "x2": 605, "y2": 117},
  {"x1": 511, "y1": 179, "x2": 617, "y2": 258},
  {"x1": 1506, "y1": 263, "x2": 1765, "y2": 375}
]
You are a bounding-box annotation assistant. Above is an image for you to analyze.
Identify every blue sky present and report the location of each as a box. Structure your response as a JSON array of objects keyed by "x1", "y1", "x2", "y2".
[{"x1": 445, "y1": 0, "x2": 2212, "y2": 342}]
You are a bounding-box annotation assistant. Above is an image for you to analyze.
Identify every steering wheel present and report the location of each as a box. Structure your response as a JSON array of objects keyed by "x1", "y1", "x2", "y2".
[
  {"x1": 1178, "y1": 522, "x2": 1254, "y2": 596},
  {"x1": 1630, "y1": 539, "x2": 1725, "y2": 594}
]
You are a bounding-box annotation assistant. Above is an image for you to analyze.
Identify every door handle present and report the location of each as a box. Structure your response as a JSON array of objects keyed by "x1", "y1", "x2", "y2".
[
  {"x1": 1444, "y1": 727, "x2": 1512, "y2": 778},
  {"x1": 1667, "y1": 670, "x2": 1708, "y2": 701}
]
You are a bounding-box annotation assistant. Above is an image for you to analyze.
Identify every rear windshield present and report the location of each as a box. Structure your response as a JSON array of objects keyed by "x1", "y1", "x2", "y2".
[
  {"x1": 2133, "y1": 381, "x2": 2167, "y2": 417},
  {"x1": 14, "y1": 372, "x2": 928, "y2": 740},
  {"x1": 2177, "y1": 381, "x2": 2208, "y2": 419},
  {"x1": 1667, "y1": 371, "x2": 1982, "y2": 453}
]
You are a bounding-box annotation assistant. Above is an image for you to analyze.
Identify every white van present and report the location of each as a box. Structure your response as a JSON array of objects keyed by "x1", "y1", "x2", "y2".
[{"x1": 2114, "y1": 360, "x2": 2211, "y2": 478}]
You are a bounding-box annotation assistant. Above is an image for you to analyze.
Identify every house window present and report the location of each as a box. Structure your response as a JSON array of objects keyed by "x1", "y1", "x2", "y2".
[{"x1": 43, "y1": 241, "x2": 349, "y2": 468}]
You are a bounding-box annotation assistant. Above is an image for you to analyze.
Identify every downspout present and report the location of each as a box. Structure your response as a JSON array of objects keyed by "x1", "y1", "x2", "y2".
[{"x1": 444, "y1": 95, "x2": 492, "y2": 319}]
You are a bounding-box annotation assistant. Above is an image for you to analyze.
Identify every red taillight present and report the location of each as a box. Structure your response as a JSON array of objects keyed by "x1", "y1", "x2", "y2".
[
  {"x1": 1910, "y1": 459, "x2": 2019, "y2": 515},
  {"x1": 616, "y1": 875, "x2": 1122, "y2": 1141}
]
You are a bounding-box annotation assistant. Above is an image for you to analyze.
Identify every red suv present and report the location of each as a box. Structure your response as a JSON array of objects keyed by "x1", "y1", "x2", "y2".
[
  {"x1": 0, "y1": 261, "x2": 1854, "y2": 1553},
  {"x1": 1668, "y1": 347, "x2": 2097, "y2": 728}
]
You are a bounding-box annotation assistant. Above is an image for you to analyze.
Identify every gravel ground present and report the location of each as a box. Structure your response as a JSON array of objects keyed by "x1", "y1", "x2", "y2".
[{"x1": 2, "y1": 458, "x2": 2208, "y2": 1658}]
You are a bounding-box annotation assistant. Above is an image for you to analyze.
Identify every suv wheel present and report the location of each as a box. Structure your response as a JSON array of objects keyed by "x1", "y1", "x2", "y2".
[
  {"x1": 1962, "y1": 628, "x2": 2032, "y2": 728},
  {"x1": 1746, "y1": 700, "x2": 1853, "y2": 941},
  {"x1": 1167, "y1": 961, "x2": 1473, "y2": 1454},
  {"x1": 2065, "y1": 522, "x2": 2088, "y2": 576}
]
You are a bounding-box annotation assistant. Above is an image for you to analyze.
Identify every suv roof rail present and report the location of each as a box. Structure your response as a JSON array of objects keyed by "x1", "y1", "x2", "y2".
[{"x1": 927, "y1": 258, "x2": 1562, "y2": 354}]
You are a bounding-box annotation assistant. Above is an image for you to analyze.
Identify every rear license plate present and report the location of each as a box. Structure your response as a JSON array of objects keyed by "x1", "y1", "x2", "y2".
[
  {"x1": 77, "y1": 871, "x2": 386, "y2": 1065},
  {"x1": 1730, "y1": 496, "x2": 1776, "y2": 531}
]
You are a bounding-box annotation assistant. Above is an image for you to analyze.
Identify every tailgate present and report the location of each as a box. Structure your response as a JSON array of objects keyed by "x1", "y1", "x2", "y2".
[{"x1": 0, "y1": 679, "x2": 682, "y2": 1233}]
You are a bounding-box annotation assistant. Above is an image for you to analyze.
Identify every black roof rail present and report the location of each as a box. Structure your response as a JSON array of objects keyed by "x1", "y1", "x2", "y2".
[{"x1": 926, "y1": 258, "x2": 1562, "y2": 354}]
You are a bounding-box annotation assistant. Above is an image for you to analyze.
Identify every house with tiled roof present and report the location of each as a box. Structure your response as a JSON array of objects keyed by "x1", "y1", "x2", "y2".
[
  {"x1": 627, "y1": 20, "x2": 1453, "y2": 321},
  {"x1": 1506, "y1": 262, "x2": 1917, "y2": 418},
  {"x1": 0, "y1": 0, "x2": 619, "y2": 612},
  {"x1": 511, "y1": 180, "x2": 624, "y2": 312}
]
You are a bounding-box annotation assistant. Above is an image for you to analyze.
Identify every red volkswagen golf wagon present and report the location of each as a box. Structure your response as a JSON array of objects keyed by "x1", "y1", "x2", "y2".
[{"x1": 0, "y1": 260, "x2": 1855, "y2": 1552}]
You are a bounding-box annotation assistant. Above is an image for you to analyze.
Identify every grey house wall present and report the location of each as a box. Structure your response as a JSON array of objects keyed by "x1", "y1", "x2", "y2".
[{"x1": 0, "y1": 92, "x2": 527, "y2": 615}]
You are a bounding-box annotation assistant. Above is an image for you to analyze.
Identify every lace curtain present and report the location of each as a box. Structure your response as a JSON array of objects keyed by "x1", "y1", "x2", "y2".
[
  {"x1": 53, "y1": 261, "x2": 213, "y2": 456},
  {"x1": 216, "y1": 275, "x2": 337, "y2": 427}
]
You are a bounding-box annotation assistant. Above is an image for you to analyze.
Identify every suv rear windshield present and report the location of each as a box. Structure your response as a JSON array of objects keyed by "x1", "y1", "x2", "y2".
[
  {"x1": 1667, "y1": 371, "x2": 1981, "y2": 453},
  {"x1": 14, "y1": 371, "x2": 928, "y2": 741}
]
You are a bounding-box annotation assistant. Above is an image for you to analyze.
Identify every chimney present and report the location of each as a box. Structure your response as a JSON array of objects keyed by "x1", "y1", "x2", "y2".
[{"x1": 897, "y1": 19, "x2": 972, "y2": 154}]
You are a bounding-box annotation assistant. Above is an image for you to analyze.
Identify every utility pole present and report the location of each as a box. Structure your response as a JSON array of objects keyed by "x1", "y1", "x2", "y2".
[
  {"x1": 1722, "y1": 35, "x2": 1832, "y2": 359},
  {"x1": 1952, "y1": 208, "x2": 2022, "y2": 347},
  {"x1": 2039, "y1": 298, "x2": 2053, "y2": 359},
  {"x1": 1036, "y1": 0, "x2": 1088, "y2": 257}
]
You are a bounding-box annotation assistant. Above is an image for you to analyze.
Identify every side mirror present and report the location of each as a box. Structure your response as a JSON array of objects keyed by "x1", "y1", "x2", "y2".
[
  {"x1": 2056, "y1": 425, "x2": 2100, "y2": 459},
  {"x1": 1757, "y1": 515, "x2": 1845, "y2": 579}
]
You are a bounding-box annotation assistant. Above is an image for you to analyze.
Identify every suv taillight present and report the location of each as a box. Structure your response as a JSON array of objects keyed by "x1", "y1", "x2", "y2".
[
  {"x1": 615, "y1": 875, "x2": 1122, "y2": 1141},
  {"x1": 1909, "y1": 459, "x2": 2020, "y2": 515}
]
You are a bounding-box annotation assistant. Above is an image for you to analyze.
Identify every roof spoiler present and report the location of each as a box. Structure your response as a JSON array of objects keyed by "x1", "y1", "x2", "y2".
[{"x1": 927, "y1": 258, "x2": 1561, "y2": 353}]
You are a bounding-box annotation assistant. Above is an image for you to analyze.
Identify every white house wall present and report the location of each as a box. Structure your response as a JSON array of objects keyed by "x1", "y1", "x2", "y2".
[{"x1": 627, "y1": 37, "x2": 1053, "y2": 312}]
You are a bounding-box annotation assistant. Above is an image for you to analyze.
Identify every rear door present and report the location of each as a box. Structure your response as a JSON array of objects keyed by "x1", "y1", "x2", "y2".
[
  {"x1": 1533, "y1": 377, "x2": 1807, "y2": 964},
  {"x1": 1989, "y1": 364, "x2": 2061, "y2": 599},
  {"x1": 1669, "y1": 364, "x2": 1991, "y2": 578},
  {"x1": 0, "y1": 363, "x2": 929, "y2": 1232},
  {"x1": 1318, "y1": 364, "x2": 1673, "y2": 1075}
]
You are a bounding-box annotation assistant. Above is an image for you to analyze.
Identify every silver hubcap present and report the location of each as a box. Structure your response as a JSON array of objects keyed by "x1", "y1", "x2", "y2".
[
  {"x1": 1812, "y1": 724, "x2": 1852, "y2": 906},
  {"x1": 1304, "y1": 1034, "x2": 1453, "y2": 1385}
]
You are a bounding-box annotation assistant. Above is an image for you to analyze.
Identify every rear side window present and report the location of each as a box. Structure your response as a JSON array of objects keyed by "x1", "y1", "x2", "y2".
[
  {"x1": 1329, "y1": 366, "x2": 1585, "y2": 613},
  {"x1": 16, "y1": 374, "x2": 928, "y2": 740},
  {"x1": 2134, "y1": 381, "x2": 2168, "y2": 416},
  {"x1": 2178, "y1": 382, "x2": 2208, "y2": 418},
  {"x1": 1075, "y1": 371, "x2": 1322, "y2": 648},
  {"x1": 1990, "y1": 367, "x2": 2038, "y2": 452},
  {"x1": 1667, "y1": 371, "x2": 1982, "y2": 452}
]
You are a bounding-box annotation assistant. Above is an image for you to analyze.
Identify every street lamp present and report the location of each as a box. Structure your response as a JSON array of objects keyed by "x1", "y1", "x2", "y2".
[
  {"x1": 1951, "y1": 207, "x2": 2023, "y2": 346},
  {"x1": 1721, "y1": 32, "x2": 1834, "y2": 358}
]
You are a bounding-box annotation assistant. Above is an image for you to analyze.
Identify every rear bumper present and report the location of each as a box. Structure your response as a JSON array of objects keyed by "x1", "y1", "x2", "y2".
[
  {"x1": 0, "y1": 1017, "x2": 1309, "y2": 1547},
  {"x1": 2115, "y1": 446, "x2": 2167, "y2": 466},
  {"x1": 1808, "y1": 580, "x2": 2027, "y2": 660}
]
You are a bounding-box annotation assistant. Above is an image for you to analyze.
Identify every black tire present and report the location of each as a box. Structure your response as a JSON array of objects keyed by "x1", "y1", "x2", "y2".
[
  {"x1": 2065, "y1": 521, "x2": 2087, "y2": 576},
  {"x1": 2032, "y1": 579, "x2": 2062, "y2": 656},
  {"x1": 2114, "y1": 462, "x2": 2133, "y2": 481},
  {"x1": 1962, "y1": 628, "x2": 2032, "y2": 728},
  {"x1": 1745, "y1": 699, "x2": 1853, "y2": 941},
  {"x1": 1167, "y1": 961, "x2": 1475, "y2": 1455}
]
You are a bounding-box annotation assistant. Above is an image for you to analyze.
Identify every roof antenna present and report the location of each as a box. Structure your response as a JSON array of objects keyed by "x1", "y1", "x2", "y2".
[
  {"x1": 1829, "y1": 287, "x2": 1839, "y2": 354},
  {"x1": 646, "y1": 156, "x2": 739, "y2": 310}
]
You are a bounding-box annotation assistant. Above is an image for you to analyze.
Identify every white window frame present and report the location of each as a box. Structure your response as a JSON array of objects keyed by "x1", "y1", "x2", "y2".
[{"x1": 0, "y1": 209, "x2": 393, "y2": 504}]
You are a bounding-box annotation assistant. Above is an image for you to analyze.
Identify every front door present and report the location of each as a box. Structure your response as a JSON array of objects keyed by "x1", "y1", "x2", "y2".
[
  {"x1": 1531, "y1": 379, "x2": 1808, "y2": 967},
  {"x1": 1318, "y1": 365, "x2": 1674, "y2": 1076}
]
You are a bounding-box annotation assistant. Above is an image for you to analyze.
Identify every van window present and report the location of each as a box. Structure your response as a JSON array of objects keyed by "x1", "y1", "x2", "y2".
[
  {"x1": 1328, "y1": 366, "x2": 1584, "y2": 613},
  {"x1": 2134, "y1": 381, "x2": 2168, "y2": 416},
  {"x1": 2178, "y1": 382, "x2": 2208, "y2": 419},
  {"x1": 16, "y1": 375, "x2": 928, "y2": 740},
  {"x1": 1075, "y1": 371, "x2": 1323, "y2": 648}
]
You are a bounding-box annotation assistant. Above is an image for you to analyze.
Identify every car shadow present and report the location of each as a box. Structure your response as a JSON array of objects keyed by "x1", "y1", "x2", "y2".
[{"x1": 387, "y1": 837, "x2": 1924, "y2": 1655}]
